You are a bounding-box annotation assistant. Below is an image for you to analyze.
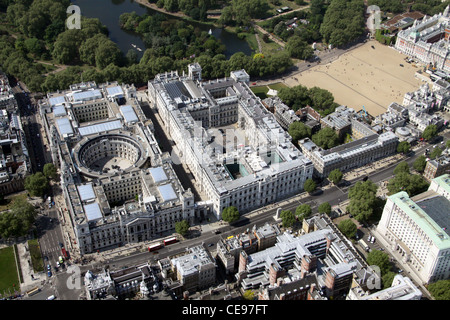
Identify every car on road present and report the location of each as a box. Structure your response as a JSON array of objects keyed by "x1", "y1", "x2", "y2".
[
  {"x1": 208, "y1": 243, "x2": 214, "y2": 247},
  {"x1": 47, "y1": 270, "x2": 52, "y2": 277},
  {"x1": 47, "y1": 264, "x2": 51, "y2": 271}
]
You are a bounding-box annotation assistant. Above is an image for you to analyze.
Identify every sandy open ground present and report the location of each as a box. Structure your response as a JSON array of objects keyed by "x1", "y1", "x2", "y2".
[{"x1": 285, "y1": 40, "x2": 426, "y2": 116}]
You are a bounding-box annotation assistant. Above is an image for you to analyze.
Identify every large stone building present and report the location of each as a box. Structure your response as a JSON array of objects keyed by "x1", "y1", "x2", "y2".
[
  {"x1": 148, "y1": 64, "x2": 314, "y2": 219},
  {"x1": 395, "y1": 6, "x2": 450, "y2": 72},
  {"x1": 0, "y1": 72, "x2": 30, "y2": 195},
  {"x1": 299, "y1": 126, "x2": 398, "y2": 179},
  {"x1": 39, "y1": 81, "x2": 196, "y2": 255},
  {"x1": 377, "y1": 174, "x2": 450, "y2": 284}
]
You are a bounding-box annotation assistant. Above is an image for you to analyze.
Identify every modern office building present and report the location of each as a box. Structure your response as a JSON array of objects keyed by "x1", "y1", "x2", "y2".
[
  {"x1": 39, "y1": 82, "x2": 196, "y2": 255},
  {"x1": 377, "y1": 174, "x2": 450, "y2": 284},
  {"x1": 148, "y1": 64, "x2": 314, "y2": 219}
]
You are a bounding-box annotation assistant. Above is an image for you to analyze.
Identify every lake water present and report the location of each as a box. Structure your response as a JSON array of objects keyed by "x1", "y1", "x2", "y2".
[{"x1": 71, "y1": 0, "x2": 253, "y2": 59}]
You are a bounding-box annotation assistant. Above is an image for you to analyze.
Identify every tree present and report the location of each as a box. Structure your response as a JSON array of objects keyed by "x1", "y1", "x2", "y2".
[
  {"x1": 366, "y1": 249, "x2": 391, "y2": 275},
  {"x1": 430, "y1": 147, "x2": 443, "y2": 160},
  {"x1": 288, "y1": 122, "x2": 311, "y2": 143},
  {"x1": 286, "y1": 35, "x2": 314, "y2": 60},
  {"x1": 413, "y1": 155, "x2": 427, "y2": 173},
  {"x1": 396, "y1": 141, "x2": 410, "y2": 154},
  {"x1": 347, "y1": 180, "x2": 378, "y2": 222},
  {"x1": 312, "y1": 127, "x2": 340, "y2": 150},
  {"x1": 320, "y1": 0, "x2": 365, "y2": 47},
  {"x1": 338, "y1": 219, "x2": 357, "y2": 238},
  {"x1": 328, "y1": 168, "x2": 343, "y2": 185},
  {"x1": 280, "y1": 210, "x2": 296, "y2": 228},
  {"x1": 0, "y1": 197, "x2": 36, "y2": 239},
  {"x1": 295, "y1": 204, "x2": 311, "y2": 222},
  {"x1": 175, "y1": 220, "x2": 190, "y2": 236},
  {"x1": 387, "y1": 172, "x2": 429, "y2": 198},
  {"x1": 428, "y1": 280, "x2": 450, "y2": 300},
  {"x1": 24, "y1": 172, "x2": 49, "y2": 197},
  {"x1": 318, "y1": 202, "x2": 331, "y2": 215},
  {"x1": 95, "y1": 40, "x2": 122, "y2": 70},
  {"x1": 393, "y1": 161, "x2": 409, "y2": 176},
  {"x1": 382, "y1": 271, "x2": 396, "y2": 289},
  {"x1": 222, "y1": 206, "x2": 240, "y2": 223},
  {"x1": 303, "y1": 178, "x2": 316, "y2": 193},
  {"x1": 43, "y1": 163, "x2": 57, "y2": 180},
  {"x1": 242, "y1": 289, "x2": 256, "y2": 300},
  {"x1": 421, "y1": 124, "x2": 438, "y2": 141}
]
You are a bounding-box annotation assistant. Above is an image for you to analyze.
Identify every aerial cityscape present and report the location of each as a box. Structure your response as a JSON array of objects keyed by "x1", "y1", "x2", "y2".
[{"x1": 0, "y1": 0, "x2": 449, "y2": 306}]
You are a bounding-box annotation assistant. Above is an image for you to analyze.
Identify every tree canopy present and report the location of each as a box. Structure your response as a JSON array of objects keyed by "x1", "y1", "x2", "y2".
[
  {"x1": 320, "y1": 0, "x2": 366, "y2": 47},
  {"x1": 43, "y1": 163, "x2": 57, "y2": 180},
  {"x1": 175, "y1": 220, "x2": 190, "y2": 236},
  {"x1": 387, "y1": 172, "x2": 429, "y2": 198},
  {"x1": 428, "y1": 280, "x2": 450, "y2": 300},
  {"x1": 366, "y1": 249, "x2": 391, "y2": 275},
  {"x1": 318, "y1": 202, "x2": 331, "y2": 215},
  {"x1": 280, "y1": 210, "x2": 296, "y2": 228},
  {"x1": 312, "y1": 127, "x2": 340, "y2": 150},
  {"x1": 303, "y1": 178, "x2": 317, "y2": 193},
  {"x1": 0, "y1": 197, "x2": 36, "y2": 239},
  {"x1": 288, "y1": 122, "x2": 311, "y2": 143},
  {"x1": 24, "y1": 172, "x2": 49, "y2": 197},
  {"x1": 413, "y1": 155, "x2": 427, "y2": 173},
  {"x1": 338, "y1": 219, "x2": 357, "y2": 238},
  {"x1": 347, "y1": 180, "x2": 378, "y2": 222},
  {"x1": 396, "y1": 141, "x2": 410, "y2": 154},
  {"x1": 421, "y1": 124, "x2": 438, "y2": 141},
  {"x1": 295, "y1": 204, "x2": 311, "y2": 222},
  {"x1": 328, "y1": 168, "x2": 343, "y2": 185},
  {"x1": 222, "y1": 206, "x2": 240, "y2": 223}
]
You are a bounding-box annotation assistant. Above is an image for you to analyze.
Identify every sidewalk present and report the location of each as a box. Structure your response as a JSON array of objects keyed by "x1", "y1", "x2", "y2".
[{"x1": 17, "y1": 241, "x2": 44, "y2": 294}]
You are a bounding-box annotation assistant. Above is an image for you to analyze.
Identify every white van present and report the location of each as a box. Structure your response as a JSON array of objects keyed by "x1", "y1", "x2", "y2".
[{"x1": 46, "y1": 295, "x2": 56, "y2": 300}]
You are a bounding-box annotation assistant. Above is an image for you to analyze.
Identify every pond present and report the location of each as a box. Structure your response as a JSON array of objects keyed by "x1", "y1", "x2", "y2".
[{"x1": 72, "y1": 0, "x2": 253, "y2": 59}]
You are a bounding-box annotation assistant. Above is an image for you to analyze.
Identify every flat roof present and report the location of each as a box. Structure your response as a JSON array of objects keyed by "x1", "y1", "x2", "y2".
[
  {"x1": 84, "y1": 202, "x2": 102, "y2": 221},
  {"x1": 158, "y1": 184, "x2": 178, "y2": 202},
  {"x1": 77, "y1": 183, "x2": 96, "y2": 201},
  {"x1": 149, "y1": 167, "x2": 168, "y2": 183},
  {"x1": 416, "y1": 196, "x2": 450, "y2": 237},
  {"x1": 49, "y1": 96, "x2": 66, "y2": 107},
  {"x1": 53, "y1": 105, "x2": 67, "y2": 117},
  {"x1": 72, "y1": 89, "x2": 102, "y2": 102},
  {"x1": 55, "y1": 117, "x2": 74, "y2": 136},
  {"x1": 78, "y1": 120, "x2": 122, "y2": 136},
  {"x1": 120, "y1": 105, "x2": 138, "y2": 123},
  {"x1": 106, "y1": 86, "x2": 124, "y2": 97}
]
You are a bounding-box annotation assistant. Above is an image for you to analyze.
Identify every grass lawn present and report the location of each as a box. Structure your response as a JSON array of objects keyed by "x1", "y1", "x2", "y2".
[
  {"x1": 28, "y1": 239, "x2": 44, "y2": 273},
  {"x1": 0, "y1": 193, "x2": 27, "y2": 212},
  {"x1": 0, "y1": 246, "x2": 20, "y2": 296},
  {"x1": 251, "y1": 85, "x2": 270, "y2": 99},
  {"x1": 251, "y1": 82, "x2": 288, "y2": 99},
  {"x1": 268, "y1": 82, "x2": 288, "y2": 91}
]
